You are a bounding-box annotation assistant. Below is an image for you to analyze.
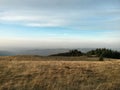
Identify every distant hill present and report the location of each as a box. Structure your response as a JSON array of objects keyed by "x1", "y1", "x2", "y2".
[
  {"x1": 0, "y1": 51, "x2": 14, "y2": 56},
  {"x1": 50, "y1": 48, "x2": 120, "y2": 59},
  {"x1": 50, "y1": 50, "x2": 83, "y2": 56},
  {"x1": 0, "y1": 48, "x2": 120, "y2": 56},
  {"x1": 0, "y1": 49, "x2": 69, "y2": 56}
]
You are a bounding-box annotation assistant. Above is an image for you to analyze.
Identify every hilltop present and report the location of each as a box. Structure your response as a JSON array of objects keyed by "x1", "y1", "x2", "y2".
[{"x1": 0, "y1": 56, "x2": 120, "y2": 90}]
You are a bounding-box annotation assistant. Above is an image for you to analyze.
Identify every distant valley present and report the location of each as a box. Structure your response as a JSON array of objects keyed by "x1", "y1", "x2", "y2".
[{"x1": 0, "y1": 48, "x2": 120, "y2": 56}]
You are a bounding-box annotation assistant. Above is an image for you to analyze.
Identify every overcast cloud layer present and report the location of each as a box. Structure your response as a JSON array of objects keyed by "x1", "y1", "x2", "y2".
[{"x1": 0, "y1": 0, "x2": 120, "y2": 49}]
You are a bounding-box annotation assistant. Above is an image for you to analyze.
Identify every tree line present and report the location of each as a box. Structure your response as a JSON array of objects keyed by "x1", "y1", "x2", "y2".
[
  {"x1": 50, "y1": 49, "x2": 83, "y2": 56},
  {"x1": 87, "y1": 48, "x2": 120, "y2": 59},
  {"x1": 50, "y1": 48, "x2": 120, "y2": 59}
]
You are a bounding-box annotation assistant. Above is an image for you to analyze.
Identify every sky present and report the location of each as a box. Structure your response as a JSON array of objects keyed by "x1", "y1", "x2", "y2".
[{"x1": 0, "y1": 0, "x2": 120, "y2": 49}]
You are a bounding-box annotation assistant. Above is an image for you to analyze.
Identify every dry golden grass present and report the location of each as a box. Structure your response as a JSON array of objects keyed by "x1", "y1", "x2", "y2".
[{"x1": 0, "y1": 56, "x2": 120, "y2": 90}]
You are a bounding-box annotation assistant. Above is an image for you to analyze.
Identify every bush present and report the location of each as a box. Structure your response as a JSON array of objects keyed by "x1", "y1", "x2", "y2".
[{"x1": 99, "y1": 54, "x2": 104, "y2": 61}]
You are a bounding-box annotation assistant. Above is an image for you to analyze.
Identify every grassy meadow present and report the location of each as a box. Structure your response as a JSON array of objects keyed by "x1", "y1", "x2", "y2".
[{"x1": 0, "y1": 56, "x2": 120, "y2": 90}]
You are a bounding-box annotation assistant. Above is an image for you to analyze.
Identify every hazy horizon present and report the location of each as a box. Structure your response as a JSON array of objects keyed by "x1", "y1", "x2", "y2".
[{"x1": 0, "y1": 0, "x2": 120, "y2": 49}]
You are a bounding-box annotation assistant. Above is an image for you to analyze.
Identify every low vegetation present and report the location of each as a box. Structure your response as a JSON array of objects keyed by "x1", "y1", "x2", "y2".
[{"x1": 0, "y1": 56, "x2": 120, "y2": 90}]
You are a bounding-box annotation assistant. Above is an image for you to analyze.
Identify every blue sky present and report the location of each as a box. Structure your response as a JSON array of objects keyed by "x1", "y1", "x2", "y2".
[{"x1": 0, "y1": 0, "x2": 120, "y2": 49}]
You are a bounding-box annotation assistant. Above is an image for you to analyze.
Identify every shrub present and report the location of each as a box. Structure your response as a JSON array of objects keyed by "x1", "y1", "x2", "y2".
[{"x1": 99, "y1": 54, "x2": 104, "y2": 61}]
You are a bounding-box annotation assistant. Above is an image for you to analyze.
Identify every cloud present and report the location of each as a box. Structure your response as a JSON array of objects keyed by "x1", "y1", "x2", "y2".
[
  {"x1": 0, "y1": 11, "x2": 70, "y2": 27},
  {"x1": 26, "y1": 23, "x2": 63, "y2": 27},
  {"x1": 0, "y1": 0, "x2": 120, "y2": 29},
  {"x1": 0, "y1": 0, "x2": 120, "y2": 49},
  {"x1": 0, "y1": 9, "x2": 120, "y2": 30},
  {"x1": 0, "y1": 0, "x2": 120, "y2": 10}
]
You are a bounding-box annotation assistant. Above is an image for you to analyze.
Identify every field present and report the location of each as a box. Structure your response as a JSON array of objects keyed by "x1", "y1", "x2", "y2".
[{"x1": 0, "y1": 56, "x2": 120, "y2": 90}]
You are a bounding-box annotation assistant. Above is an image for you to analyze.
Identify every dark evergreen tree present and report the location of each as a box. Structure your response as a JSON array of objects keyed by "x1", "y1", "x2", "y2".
[{"x1": 87, "y1": 48, "x2": 120, "y2": 59}]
